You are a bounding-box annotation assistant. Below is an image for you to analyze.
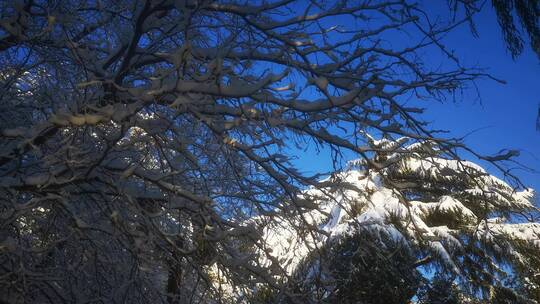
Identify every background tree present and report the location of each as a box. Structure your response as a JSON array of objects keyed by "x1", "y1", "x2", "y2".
[
  {"x1": 0, "y1": 0, "x2": 536, "y2": 303},
  {"x1": 255, "y1": 138, "x2": 538, "y2": 303}
]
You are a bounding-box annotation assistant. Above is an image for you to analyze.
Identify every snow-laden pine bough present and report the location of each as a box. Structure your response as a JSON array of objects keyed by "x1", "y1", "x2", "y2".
[{"x1": 211, "y1": 138, "x2": 539, "y2": 303}]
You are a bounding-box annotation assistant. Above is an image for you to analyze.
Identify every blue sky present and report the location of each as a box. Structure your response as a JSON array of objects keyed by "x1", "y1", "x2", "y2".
[
  {"x1": 424, "y1": 5, "x2": 540, "y2": 192},
  {"x1": 290, "y1": 4, "x2": 540, "y2": 193}
]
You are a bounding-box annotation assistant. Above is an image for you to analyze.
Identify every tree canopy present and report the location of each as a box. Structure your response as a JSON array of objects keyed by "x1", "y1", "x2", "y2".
[{"x1": 0, "y1": 1, "x2": 538, "y2": 303}]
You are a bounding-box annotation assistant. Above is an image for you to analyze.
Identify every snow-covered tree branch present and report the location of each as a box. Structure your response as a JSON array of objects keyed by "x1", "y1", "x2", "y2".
[{"x1": 0, "y1": 0, "x2": 538, "y2": 303}]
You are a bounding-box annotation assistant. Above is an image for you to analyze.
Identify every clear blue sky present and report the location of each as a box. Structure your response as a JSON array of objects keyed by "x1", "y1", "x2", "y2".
[
  {"x1": 290, "y1": 4, "x2": 540, "y2": 193},
  {"x1": 424, "y1": 5, "x2": 540, "y2": 192}
]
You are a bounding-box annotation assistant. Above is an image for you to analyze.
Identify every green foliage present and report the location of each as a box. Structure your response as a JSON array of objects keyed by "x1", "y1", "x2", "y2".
[
  {"x1": 490, "y1": 285, "x2": 534, "y2": 304},
  {"x1": 250, "y1": 286, "x2": 277, "y2": 304},
  {"x1": 290, "y1": 227, "x2": 421, "y2": 304},
  {"x1": 417, "y1": 274, "x2": 462, "y2": 304}
]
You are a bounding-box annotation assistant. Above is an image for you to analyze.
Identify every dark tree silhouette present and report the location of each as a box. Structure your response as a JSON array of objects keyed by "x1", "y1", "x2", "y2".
[
  {"x1": 492, "y1": 0, "x2": 539, "y2": 60},
  {"x1": 453, "y1": 0, "x2": 539, "y2": 59}
]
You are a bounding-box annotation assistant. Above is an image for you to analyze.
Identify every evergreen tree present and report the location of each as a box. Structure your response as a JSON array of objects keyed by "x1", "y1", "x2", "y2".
[{"x1": 257, "y1": 137, "x2": 539, "y2": 303}]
